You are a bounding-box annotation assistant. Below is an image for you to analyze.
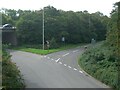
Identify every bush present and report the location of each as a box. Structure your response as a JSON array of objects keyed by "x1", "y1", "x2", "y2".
[
  {"x1": 49, "y1": 37, "x2": 59, "y2": 49},
  {"x1": 22, "y1": 44, "x2": 42, "y2": 49},
  {"x1": 2, "y1": 47, "x2": 25, "y2": 89},
  {"x1": 79, "y1": 41, "x2": 119, "y2": 90}
]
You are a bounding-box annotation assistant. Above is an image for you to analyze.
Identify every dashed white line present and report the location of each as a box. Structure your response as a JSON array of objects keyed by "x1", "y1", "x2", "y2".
[
  {"x1": 44, "y1": 56, "x2": 46, "y2": 57},
  {"x1": 79, "y1": 71, "x2": 83, "y2": 73},
  {"x1": 62, "y1": 53, "x2": 69, "y2": 57},
  {"x1": 51, "y1": 59, "x2": 54, "y2": 60},
  {"x1": 47, "y1": 57, "x2": 50, "y2": 59},
  {"x1": 59, "y1": 62, "x2": 62, "y2": 64},
  {"x1": 43, "y1": 55, "x2": 84, "y2": 75},
  {"x1": 68, "y1": 66, "x2": 72, "y2": 68},
  {"x1": 55, "y1": 58, "x2": 60, "y2": 62},
  {"x1": 73, "y1": 68, "x2": 77, "y2": 71},
  {"x1": 41, "y1": 56, "x2": 43, "y2": 58},
  {"x1": 64, "y1": 64, "x2": 67, "y2": 66},
  {"x1": 73, "y1": 50, "x2": 78, "y2": 53}
]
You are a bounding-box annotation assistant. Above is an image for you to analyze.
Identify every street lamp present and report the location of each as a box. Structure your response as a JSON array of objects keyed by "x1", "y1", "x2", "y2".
[{"x1": 42, "y1": 7, "x2": 45, "y2": 50}]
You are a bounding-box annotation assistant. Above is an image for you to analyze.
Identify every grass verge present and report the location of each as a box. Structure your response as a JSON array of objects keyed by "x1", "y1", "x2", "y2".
[
  {"x1": 78, "y1": 41, "x2": 119, "y2": 90},
  {"x1": 12, "y1": 43, "x2": 86, "y2": 55}
]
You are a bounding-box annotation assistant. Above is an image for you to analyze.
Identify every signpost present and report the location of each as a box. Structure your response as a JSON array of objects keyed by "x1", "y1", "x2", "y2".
[
  {"x1": 46, "y1": 40, "x2": 50, "y2": 52},
  {"x1": 62, "y1": 37, "x2": 65, "y2": 42},
  {"x1": 62, "y1": 37, "x2": 65, "y2": 47},
  {"x1": 91, "y1": 38, "x2": 96, "y2": 48}
]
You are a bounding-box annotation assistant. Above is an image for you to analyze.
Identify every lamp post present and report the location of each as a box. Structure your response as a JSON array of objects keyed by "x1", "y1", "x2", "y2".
[{"x1": 42, "y1": 7, "x2": 45, "y2": 50}]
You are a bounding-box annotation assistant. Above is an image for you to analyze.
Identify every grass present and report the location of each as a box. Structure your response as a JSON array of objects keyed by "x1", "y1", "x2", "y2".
[
  {"x1": 12, "y1": 43, "x2": 86, "y2": 55},
  {"x1": 19, "y1": 48, "x2": 59, "y2": 55}
]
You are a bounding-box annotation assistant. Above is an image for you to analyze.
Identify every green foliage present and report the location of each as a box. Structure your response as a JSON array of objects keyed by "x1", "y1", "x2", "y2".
[
  {"x1": 106, "y1": 2, "x2": 120, "y2": 56},
  {"x1": 79, "y1": 3, "x2": 120, "y2": 90},
  {"x1": 16, "y1": 48, "x2": 59, "y2": 55},
  {"x1": 2, "y1": 47, "x2": 25, "y2": 89},
  {"x1": 16, "y1": 11, "x2": 43, "y2": 44},
  {"x1": 49, "y1": 37, "x2": 59, "y2": 49},
  {"x1": 12, "y1": 44, "x2": 84, "y2": 55},
  {"x1": 2, "y1": 14, "x2": 13, "y2": 25},
  {"x1": 1, "y1": 6, "x2": 109, "y2": 45},
  {"x1": 79, "y1": 41, "x2": 119, "y2": 90}
]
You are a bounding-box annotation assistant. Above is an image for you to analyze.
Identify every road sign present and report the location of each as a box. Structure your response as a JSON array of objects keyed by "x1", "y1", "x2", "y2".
[
  {"x1": 91, "y1": 38, "x2": 96, "y2": 44},
  {"x1": 62, "y1": 37, "x2": 65, "y2": 42}
]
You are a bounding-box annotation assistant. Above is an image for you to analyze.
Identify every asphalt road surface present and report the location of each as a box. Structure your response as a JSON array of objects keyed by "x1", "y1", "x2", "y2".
[{"x1": 9, "y1": 45, "x2": 110, "y2": 88}]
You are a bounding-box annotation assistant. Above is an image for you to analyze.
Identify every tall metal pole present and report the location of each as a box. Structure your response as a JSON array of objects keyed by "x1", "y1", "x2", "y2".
[{"x1": 42, "y1": 7, "x2": 45, "y2": 50}]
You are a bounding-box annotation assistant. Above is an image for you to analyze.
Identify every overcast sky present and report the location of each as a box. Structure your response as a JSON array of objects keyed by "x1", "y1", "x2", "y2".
[{"x1": 0, "y1": 0, "x2": 119, "y2": 16}]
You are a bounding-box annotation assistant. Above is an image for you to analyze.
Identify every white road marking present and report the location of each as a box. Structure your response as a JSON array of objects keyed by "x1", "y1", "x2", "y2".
[
  {"x1": 51, "y1": 59, "x2": 54, "y2": 60},
  {"x1": 73, "y1": 50, "x2": 78, "y2": 53},
  {"x1": 55, "y1": 58, "x2": 60, "y2": 62},
  {"x1": 68, "y1": 66, "x2": 72, "y2": 68},
  {"x1": 44, "y1": 56, "x2": 46, "y2": 57},
  {"x1": 73, "y1": 68, "x2": 77, "y2": 71},
  {"x1": 64, "y1": 64, "x2": 67, "y2": 66},
  {"x1": 79, "y1": 71, "x2": 83, "y2": 73},
  {"x1": 59, "y1": 62, "x2": 62, "y2": 64},
  {"x1": 62, "y1": 53, "x2": 69, "y2": 57},
  {"x1": 47, "y1": 57, "x2": 50, "y2": 59}
]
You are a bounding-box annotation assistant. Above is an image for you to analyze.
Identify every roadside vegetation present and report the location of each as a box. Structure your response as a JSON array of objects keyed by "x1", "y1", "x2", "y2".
[
  {"x1": 1, "y1": 1, "x2": 119, "y2": 89},
  {"x1": 79, "y1": 2, "x2": 120, "y2": 90},
  {"x1": 0, "y1": 43, "x2": 2, "y2": 88},
  {"x1": 0, "y1": 58, "x2": 1, "y2": 89},
  {"x1": 2, "y1": 46, "x2": 25, "y2": 89},
  {"x1": 11, "y1": 43, "x2": 85, "y2": 55},
  {"x1": 79, "y1": 41, "x2": 118, "y2": 89},
  {"x1": 1, "y1": 3, "x2": 109, "y2": 55},
  {"x1": 1, "y1": 5, "x2": 108, "y2": 45}
]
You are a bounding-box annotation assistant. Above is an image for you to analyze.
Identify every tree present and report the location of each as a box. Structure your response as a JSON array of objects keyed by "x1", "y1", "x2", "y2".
[
  {"x1": 1, "y1": 6, "x2": 109, "y2": 45},
  {"x1": 16, "y1": 11, "x2": 43, "y2": 44},
  {"x1": 2, "y1": 14, "x2": 13, "y2": 25},
  {"x1": 106, "y1": 2, "x2": 119, "y2": 50},
  {"x1": 50, "y1": 37, "x2": 59, "y2": 49}
]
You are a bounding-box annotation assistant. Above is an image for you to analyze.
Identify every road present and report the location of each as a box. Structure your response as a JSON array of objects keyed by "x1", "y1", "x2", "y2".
[{"x1": 9, "y1": 45, "x2": 110, "y2": 88}]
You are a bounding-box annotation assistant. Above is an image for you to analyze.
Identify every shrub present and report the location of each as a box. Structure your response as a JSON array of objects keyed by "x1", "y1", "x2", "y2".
[
  {"x1": 2, "y1": 48, "x2": 25, "y2": 89},
  {"x1": 79, "y1": 41, "x2": 119, "y2": 90},
  {"x1": 49, "y1": 37, "x2": 59, "y2": 49}
]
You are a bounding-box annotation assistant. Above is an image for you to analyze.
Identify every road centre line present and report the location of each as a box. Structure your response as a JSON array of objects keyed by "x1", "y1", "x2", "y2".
[
  {"x1": 73, "y1": 68, "x2": 77, "y2": 71},
  {"x1": 47, "y1": 57, "x2": 50, "y2": 59},
  {"x1": 45, "y1": 56, "x2": 84, "y2": 74},
  {"x1": 43, "y1": 55, "x2": 84, "y2": 74},
  {"x1": 73, "y1": 50, "x2": 78, "y2": 53},
  {"x1": 59, "y1": 62, "x2": 62, "y2": 64},
  {"x1": 44, "y1": 56, "x2": 46, "y2": 57},
  {"x1": 68, "y1": 66, "x2": 72, "y2": 68},
  {"x1": 55, "y1": 58, "x2": 60, "y2": 62},
  {"x1": 62, "y1": 53, "x2": 69, "y2": 57},
  {"x1": 64, "y1": 64, "x2": 67, "y2": 66},
  {"x1": 51, "y1": 59, "x2": 54, "y2": 60}
]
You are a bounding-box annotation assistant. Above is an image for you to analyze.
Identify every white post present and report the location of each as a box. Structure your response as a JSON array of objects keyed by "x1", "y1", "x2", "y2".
[{"x1": 42, "y1": 7, "x2": 45, "y2": 50}]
